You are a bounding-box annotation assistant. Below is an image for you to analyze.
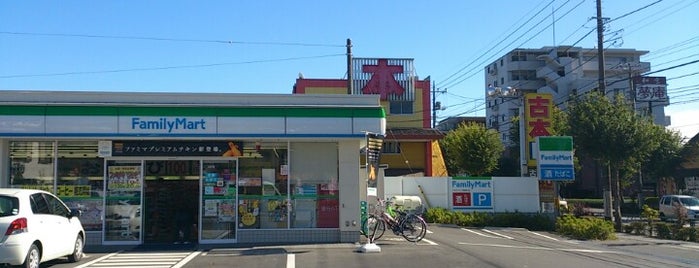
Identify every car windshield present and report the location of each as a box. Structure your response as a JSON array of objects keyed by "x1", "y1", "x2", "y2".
[
  {"x1": 680, "y1": 197, "x2": 699, "y2": 206},
  {"x1": 0, "y1": 196, "x2": 20, "y2": 217}
]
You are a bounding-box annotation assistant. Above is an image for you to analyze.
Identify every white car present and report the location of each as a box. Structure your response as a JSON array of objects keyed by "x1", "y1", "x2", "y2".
[
  {"x1": 0, "y1": 188, "x2": 85, "y2": 268},
  {"x1": 659, "y1": 194, "x2": 699, "y2": 222}
]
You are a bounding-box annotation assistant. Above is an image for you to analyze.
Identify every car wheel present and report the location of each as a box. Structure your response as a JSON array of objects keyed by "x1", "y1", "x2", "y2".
[
  {"x1": 67, "y1": 235, "x2": 84, "y2": 262},
  {"x1": 22, "y1": 244, "x2": 40, "y2": 268}
]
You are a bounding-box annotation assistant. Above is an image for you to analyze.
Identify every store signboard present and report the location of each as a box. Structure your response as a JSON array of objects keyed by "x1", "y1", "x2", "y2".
[
  {"x1": 524, "y1": 93, "x2": 553, "y2": 173},
  {"x1": 633, "y1": 76, "x2": 667, "y2": 102},
  {"x1": 110, "y1": 140, "x2": 243, "y2": 157},
  {"x1": 119, "y1": 116, "x2": 217, "y2": 134},
  {"x1": 450, "y1": 177, "x2": 493, "y2": 211},
  {"x1": 366, "y1": 133, "x2": 384, "y2": 196},
  {"x1": 536, "y1": 136, "x2": 574, "y2": 181},
  {"x1": 352, "y1": 58, "x2": 415, "y2": 101}
]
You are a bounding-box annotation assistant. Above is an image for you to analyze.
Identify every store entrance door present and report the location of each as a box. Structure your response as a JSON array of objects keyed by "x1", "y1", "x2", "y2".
[{"x1": 143, "y1": 160, "x2": 200, "y2": 244}]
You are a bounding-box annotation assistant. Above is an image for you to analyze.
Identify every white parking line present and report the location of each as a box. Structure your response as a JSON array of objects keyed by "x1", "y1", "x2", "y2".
[
  {"x1": 74, "y1": 252, "x2": 120, "y2": 268},
  {"x1": 457, "y1": 242, "x2": 618, "y2": 254},
  {"x1": 461, "y1": 228, "x2": 500, "y2": 239},
  {"x1": 421, "y1": 238, "x2": 438, "y2": 245},
  {"x1": 287, "y1": 253, "x2": 295, "y2": 268},
  {"x1": 172, "y1": 251, "x2": 201, "y2": 268},
  {"x1": 527, "y1": 230, "x2": 559, "y2": 241},
  {"x1": 482, "y1": 229, "x2": 513, "y2": 240}
]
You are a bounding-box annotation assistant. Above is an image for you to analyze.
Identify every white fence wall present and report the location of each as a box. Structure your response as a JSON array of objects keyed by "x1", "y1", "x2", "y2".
[{"x1": 383, "y1": 176, "x2": 540, "y2": 213}]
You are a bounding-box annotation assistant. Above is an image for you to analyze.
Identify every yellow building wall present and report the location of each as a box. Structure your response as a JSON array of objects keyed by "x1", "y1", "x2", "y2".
[
  {"x1": 302, "y1": 87, "x2": 348, "y2": 94},
  {"x1": 431, "y1": 140, "x2": 448, "y2": 177},
  {"x1": 383, "y1": 87, "x2": 425, "y2": 128},
  {"x1": 381, "y1": 142, "x2": 426, "y2": 171}
]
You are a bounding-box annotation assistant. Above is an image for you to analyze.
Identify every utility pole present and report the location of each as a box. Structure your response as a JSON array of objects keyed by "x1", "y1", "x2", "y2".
[
  {"x1": 431, "y1": 83, "x2": 446, "y2": 128},
  {"x1": 596, "y1": 0, "x2": 612, "y2": 221},
  {"x1": 596, "y1": 0, "x2": 606, "y2": 94},
  {"x1": 347, "y1": 38, "x2": 353, "y2": 95}
]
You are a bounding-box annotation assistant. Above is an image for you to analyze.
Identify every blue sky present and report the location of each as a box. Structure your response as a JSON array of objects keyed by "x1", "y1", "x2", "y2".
[{"x1": 1, "y1": 0, "x2": 698, "y2": 139}]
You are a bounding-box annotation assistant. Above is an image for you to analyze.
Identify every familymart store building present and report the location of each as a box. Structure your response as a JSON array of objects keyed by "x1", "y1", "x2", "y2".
[{"x1": 0, "y1": 90, "x2": 385, "y2": 246}]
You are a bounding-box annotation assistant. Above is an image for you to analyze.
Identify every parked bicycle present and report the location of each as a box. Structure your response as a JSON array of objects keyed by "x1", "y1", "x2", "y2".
[{"x1": 361, "y1": 198, "x2": 427, "y2": 242}]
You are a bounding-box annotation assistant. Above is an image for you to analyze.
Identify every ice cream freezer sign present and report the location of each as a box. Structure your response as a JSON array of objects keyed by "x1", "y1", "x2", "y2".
[
  {"x1": 450, "y1": 177, "x2": 493, "y2": 211},
  {"x1": 536, "y1": 136, "x2": 574, "y2": 181}
]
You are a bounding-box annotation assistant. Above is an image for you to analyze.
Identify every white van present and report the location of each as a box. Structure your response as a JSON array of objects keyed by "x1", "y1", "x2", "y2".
[{"x1": 659, "y1": 195, "x2": 699, "y2": 222}]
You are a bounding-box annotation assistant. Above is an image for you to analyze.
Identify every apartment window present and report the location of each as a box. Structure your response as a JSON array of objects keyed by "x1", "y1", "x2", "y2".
[
  {"x1": 511, "y1": 70, "x2": 537, "y2": 80},
  {"x1": 509, "y1": 108, "x2": 519, "y2": 117},
  {"x1": 382, "y1": 142, "x2": 401, "y2": 154},
  {"x1": 557, "y1": 67, "x2": 565, "y2": 77},
  {"x1": 511, "y1": 72, "x2": 521, "y2": 81},
  {"x1": 389, "y1": 101, "x2": 413, "y2": 115},
  {"x1": 500, "y1": 59, "x2": 504, "y2": 66},
  {"x1": 511, "y1": 54, "x2": 526, "y2": 61},
  {"x1": 501, "y1": 78, "x2": 504, "y2": 85}
]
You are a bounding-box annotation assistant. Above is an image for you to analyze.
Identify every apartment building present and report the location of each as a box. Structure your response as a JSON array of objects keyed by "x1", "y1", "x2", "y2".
[{"x1": 485, "y1": 46, "x2": 669, "y2": 146}]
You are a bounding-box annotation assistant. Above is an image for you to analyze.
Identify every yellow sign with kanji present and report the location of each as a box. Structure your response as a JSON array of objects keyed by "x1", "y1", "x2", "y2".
[{"x1": 524, "y1": 93, "x2": 553, "y2": 168}]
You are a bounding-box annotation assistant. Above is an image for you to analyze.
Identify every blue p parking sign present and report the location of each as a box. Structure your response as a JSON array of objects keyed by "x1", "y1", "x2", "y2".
[{"x1": 472, "y1": 192, "x2": 492, "y2": 207}]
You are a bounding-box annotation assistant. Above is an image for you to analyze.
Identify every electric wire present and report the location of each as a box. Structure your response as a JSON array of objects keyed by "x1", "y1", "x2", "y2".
[
  {"x1": 0, "y1": 54, "x2": 345, "y2": 79},
  {"x1": 437, "y1": 0, "x2": 557, "y2": 87},
  {"x1": 0, "y1": 31, "x2": 346, "y2": 47},
  {"x1": 438, "y1": 0, "x2": 582, "y2": 89}
]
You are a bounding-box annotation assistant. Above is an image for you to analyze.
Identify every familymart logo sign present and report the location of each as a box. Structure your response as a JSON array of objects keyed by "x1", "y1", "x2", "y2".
[
  {"x1": 120, "y1": 116, "x2": 217, "y2": 134},
  {"x1": 536, "y1": 136, "x2": 574, "y2": 181}
]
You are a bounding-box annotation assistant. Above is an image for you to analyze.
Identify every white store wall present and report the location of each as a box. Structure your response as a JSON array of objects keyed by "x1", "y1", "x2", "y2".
[{"x1": 384, "y1": 176, "x2": 540, "y2": 213}]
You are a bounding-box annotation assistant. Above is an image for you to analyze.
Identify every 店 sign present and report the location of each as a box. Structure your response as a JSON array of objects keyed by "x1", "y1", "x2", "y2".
[{"x1": 536, "y1": 136, "x2": 574, "y2": 181}]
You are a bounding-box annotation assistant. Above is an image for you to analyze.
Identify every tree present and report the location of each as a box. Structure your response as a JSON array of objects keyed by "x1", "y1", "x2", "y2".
[
  {"x1": 440, "y1": 122, "x2": 504, "y2": 176},
  {"x1": 637, "y1": 126, "x2": 683, "y2": 198},
  {"x1": 567, "y1": 92, "x2": 660, "y2": 231}
]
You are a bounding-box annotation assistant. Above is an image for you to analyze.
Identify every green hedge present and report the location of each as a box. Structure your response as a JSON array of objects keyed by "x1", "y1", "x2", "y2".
[
  {"x1": 555, "y1": 215, "x2": 617, "y2": 240},
  {"x1": 424, "y1": 207, "x2": 616, "y2": 240}
]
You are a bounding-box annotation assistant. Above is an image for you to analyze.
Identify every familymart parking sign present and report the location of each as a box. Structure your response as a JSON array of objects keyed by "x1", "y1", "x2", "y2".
[
  {"x1": 537, "y1": 136, "x2": 574, "y2": 181},
  {"x1": 450, "y1": 177, "x2": 493, "y2": 211}
]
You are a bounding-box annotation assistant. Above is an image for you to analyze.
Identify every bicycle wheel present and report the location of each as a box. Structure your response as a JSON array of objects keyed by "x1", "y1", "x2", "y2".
[
  {"x1": 363, "y1": 215, "x2": 386, "y2": 241},
  {"x1": 399, "y1": 214, "x2": 427, "y2": 242}
]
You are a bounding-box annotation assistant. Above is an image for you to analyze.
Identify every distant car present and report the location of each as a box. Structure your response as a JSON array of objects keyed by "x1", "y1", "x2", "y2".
[
  {"x1": 659, "y1": 194, "x2": 699, "y2": 222},
  {"x1": 0, "y1": 188, "x2": 85, "y2": 268},
  {"x1": 558, "y1": 196, "x2": 568, "y2": 211}
]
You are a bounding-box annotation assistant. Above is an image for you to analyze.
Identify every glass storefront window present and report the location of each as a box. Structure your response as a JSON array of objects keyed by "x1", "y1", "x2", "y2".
[
  {"x1": 56, "y1": 141, "x2": 105, "y2": 231},
  {"x1": 201, "y1": 160, "x2": 236, "y2": 241},
  {"x1": 104, "y1": 160, "x2": 142, "y2": 243},
  {"x1": 237, "y1": 142, "x2": 288, "y2": 229},
  {"x1": 290, "y1": 142, "x2": 339, "y2": 228},
  {"x1": 9, "y1": 141, "x2": 55, "y2": 192}
]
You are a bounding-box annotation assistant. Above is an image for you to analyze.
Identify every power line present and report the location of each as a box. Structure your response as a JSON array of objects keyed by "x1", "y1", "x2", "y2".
[
  {"x1": 437, "y1": 0, "x2": 557, "y2": 87},
  {"x1": 0, "y1": 53, "x2": 345, "y2": 79},
  {"x1": 0, "y1": 31, "x2": 345, "y2": 47},
  {"x1": 620, "y1": 0, "x2": 699, "y2": 38},
  {"x1": 441, "y1": 0, "x2": 585, "y2": 90}
]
